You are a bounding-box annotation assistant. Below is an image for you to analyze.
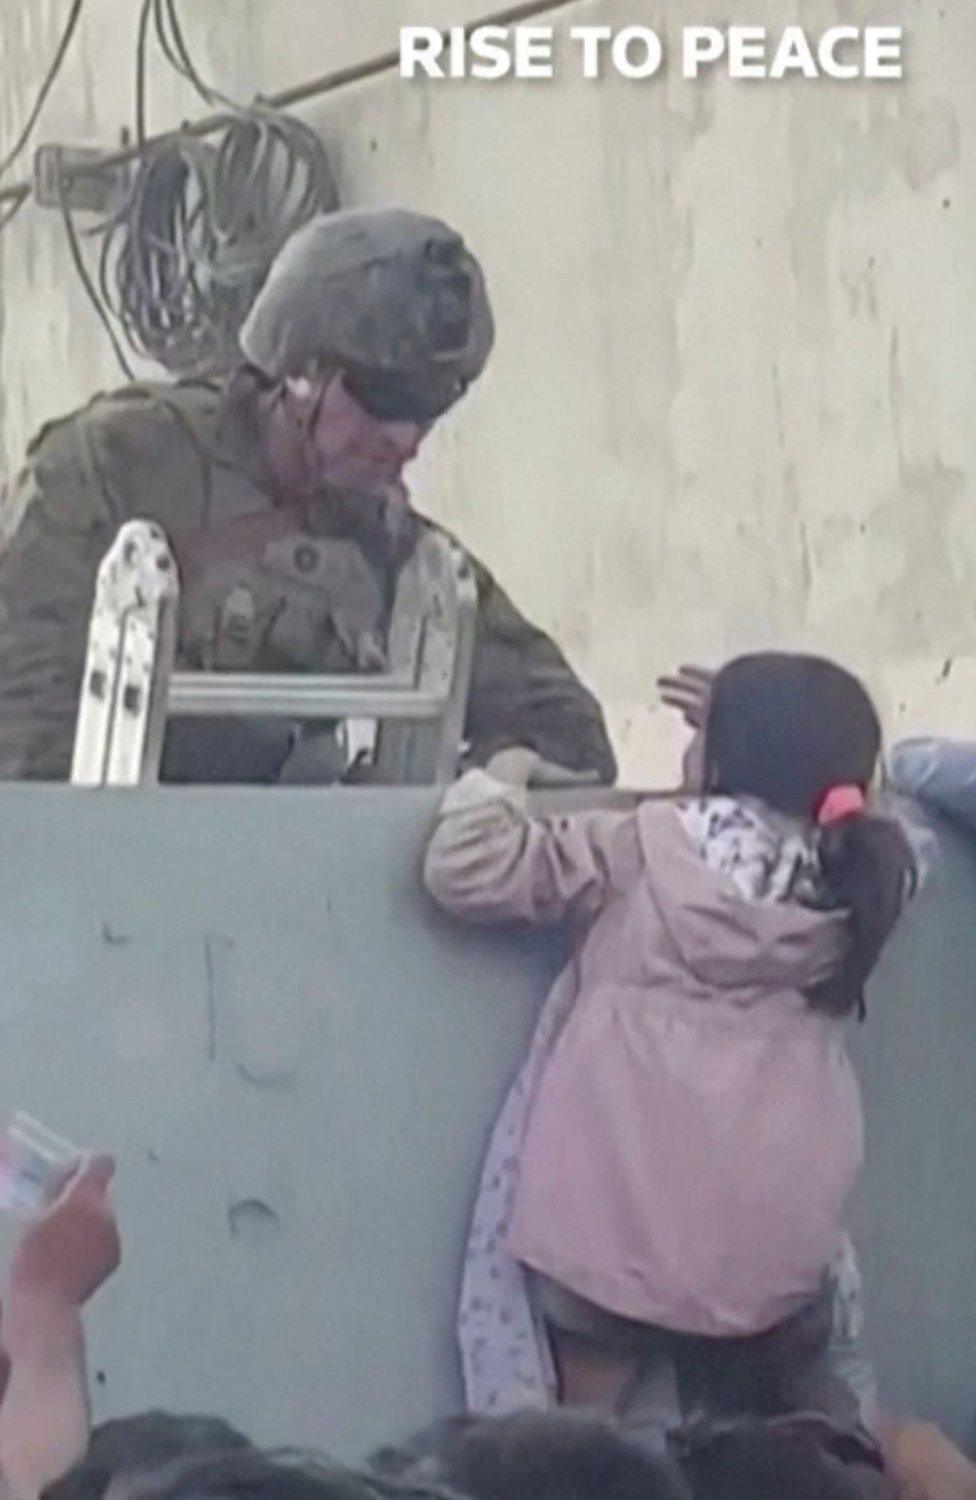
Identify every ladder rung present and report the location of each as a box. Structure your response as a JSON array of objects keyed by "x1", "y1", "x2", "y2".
[{"x1": 167, "y1": 672, "x2": 448, "y2": 721}]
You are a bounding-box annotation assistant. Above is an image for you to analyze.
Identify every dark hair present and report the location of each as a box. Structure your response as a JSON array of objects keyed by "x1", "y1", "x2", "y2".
[
  {"x1": 99, "y1": 1449, "x2": 458, "y2": 1500},
  {"x1": 44, "y1": 1414, "x2": 253, "y2": 1500},
  {"x1": 677, "y1": 1419, "x2": 895, "y2": 1500},
  {"x1": 704, "y1": 653, "x2": 917, "y2": 1018},
  {"x1": 371, "y1": 1410, "x2": 689, "y2": 1500}
]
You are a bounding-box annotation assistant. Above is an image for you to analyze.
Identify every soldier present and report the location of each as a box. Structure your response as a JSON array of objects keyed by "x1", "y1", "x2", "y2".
[{"x1": 0, "y1": 208, "x2": 615, "y2": 786}]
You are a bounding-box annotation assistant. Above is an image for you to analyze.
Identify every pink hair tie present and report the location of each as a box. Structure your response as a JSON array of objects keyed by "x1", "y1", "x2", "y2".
[{"x1": 817, "y1": 784, "x2": 866, "y2": 826}]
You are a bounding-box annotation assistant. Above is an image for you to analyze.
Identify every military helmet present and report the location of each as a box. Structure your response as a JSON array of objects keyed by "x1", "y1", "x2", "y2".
[{"x1": 239, "y1": 207, "x2": 494, "y2": 422}]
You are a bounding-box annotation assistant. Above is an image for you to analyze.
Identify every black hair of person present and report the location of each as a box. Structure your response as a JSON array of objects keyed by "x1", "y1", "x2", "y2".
[{"x1": 703, "y1": 653, "x2": 917, "y2": 1019}]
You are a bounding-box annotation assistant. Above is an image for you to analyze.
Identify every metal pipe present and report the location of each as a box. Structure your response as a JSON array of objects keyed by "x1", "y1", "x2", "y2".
[{"x1": 0, "y1": 0, "x2": 584, "y2": 210}]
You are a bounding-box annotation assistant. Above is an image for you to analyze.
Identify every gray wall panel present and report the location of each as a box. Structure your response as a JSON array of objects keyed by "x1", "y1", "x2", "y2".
[{"x1": 0, "y1": 787, "x2": 970, "y2": 1455}]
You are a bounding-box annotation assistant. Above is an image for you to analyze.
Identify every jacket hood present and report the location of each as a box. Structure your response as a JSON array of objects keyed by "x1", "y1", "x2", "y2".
[{"x1": 637, "y1": 802, "x2": 848, "y2": 991}]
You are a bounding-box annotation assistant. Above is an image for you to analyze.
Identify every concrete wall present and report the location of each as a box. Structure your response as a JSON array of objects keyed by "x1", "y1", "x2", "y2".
[
  {"x1": 1, "y1": 0, "x2": 974, "y2": 781},
  {"x1": 0, "y1": 784, "x2": 972, "y2": 1457},
  {"x1": 0, "y1": 785, "x2": 558, "y2": 1458}
]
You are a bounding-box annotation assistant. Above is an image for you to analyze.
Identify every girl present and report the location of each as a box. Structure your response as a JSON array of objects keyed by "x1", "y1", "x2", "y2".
[{"x1": 424, "y1": 653, "x2": 915, "y2": 1429}]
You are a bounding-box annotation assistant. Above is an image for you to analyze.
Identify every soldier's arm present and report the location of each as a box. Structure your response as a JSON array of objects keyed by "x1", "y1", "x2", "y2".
[
  {"x1": 0, "y1": 414, "x2": 117, "y2": 780},
  {"x1": 0, "y1": 391, "x2": 204, "y2": 780},
  {"x1": 464, "y1": 562, "x2": 617, "y2": 784}
]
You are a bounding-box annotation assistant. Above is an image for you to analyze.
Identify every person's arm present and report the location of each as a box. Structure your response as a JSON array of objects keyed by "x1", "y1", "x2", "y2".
[
  {"x1": 657, "y1": 665, "x2": 714, "y2": 793},
  {"x1": 423, "y1": 753, "x2": 638, "y2": 925},
  {"x1": 0, "y1": 390, "x2": 207, "y2": 781},
  {"x1": 0, "y1": 1157, "x2": 120, "y2": 1500},
  {"x1": 881, "y1": 1422, "x2": 976, "y2": 1500},
  {"x1": 0, "y1": 1299, "x2": 87, "y2": 1500},
  {"x1": 887, "y1": 740, "x2": 976, "y2": 830},
  {"x1": 0, "y1": 448, "x2": 114, "y2": 781},
  {"x1": 462, "y1": 561, "x2": 617, "y2": 784}
]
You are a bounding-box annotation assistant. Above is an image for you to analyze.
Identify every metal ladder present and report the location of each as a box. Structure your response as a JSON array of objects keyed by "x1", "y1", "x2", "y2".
[{"x1": 70, "y1": 520, "x2": 478, "y2": 788}]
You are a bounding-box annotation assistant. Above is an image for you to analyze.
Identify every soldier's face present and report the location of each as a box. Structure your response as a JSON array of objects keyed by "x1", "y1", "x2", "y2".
[{"x1": 287, "y1": 372, "x2": 429, "y2": 496}]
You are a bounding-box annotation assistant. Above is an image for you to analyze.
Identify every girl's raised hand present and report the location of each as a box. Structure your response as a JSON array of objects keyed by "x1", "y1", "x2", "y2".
[{"x1": 657, "y1": 666, "x2": 715, "y2": 729}]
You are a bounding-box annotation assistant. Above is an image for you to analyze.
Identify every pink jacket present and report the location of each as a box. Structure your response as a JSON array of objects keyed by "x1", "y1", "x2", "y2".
[{"x1": 424, "y1": 775, "x2": 864, "y2": 1338}]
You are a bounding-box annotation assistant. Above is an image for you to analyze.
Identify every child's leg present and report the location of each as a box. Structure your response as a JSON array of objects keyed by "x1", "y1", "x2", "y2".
[
  {"x1": 679, "y1": 1285, "x2": 845, "y2": 1422},
  {"x1": 550, "y1": 1330, "x2": 641, "y2": 1414},
  {"x1": 758, "y1": 1286, "x2": 850, "y2": 1419},
  {"x1": 527, "y1": 1271, "x2": 648, "y2": 1415}
]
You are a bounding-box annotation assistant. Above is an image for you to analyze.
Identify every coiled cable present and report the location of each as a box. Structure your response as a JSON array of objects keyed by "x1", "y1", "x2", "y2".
[{"x1": 96, "y1": 108, "x2": 336, "y2": 375}]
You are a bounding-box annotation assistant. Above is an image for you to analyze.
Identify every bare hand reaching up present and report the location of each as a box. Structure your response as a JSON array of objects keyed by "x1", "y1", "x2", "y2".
[
  {"x1": 657, "y1": 666, "x2": 715, "y2": 729},
  {"x1": 0, "y1": 1155, "x2": 120, "y2": 1500},
  {"x1": 657, "y1": 666, "x2": 715, "y2": 793},
  {"x1": 8, "y1": 1155, "x2": 120, "y2": 1309}
]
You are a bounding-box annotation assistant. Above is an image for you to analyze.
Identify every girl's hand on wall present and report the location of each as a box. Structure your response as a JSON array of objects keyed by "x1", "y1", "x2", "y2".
[
  {"x1": 486, "y1": 748, "x2": 544, "y2": 784},
  {"x1": 485, "y1": 749, "x2": 598, "y2": 787},
  {"x1": 8, "y1": 1155, "x2": 120, "y2": 1309}
]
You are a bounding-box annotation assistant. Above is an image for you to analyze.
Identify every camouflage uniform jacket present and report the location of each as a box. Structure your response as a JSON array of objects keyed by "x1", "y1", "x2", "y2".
[{"x1": 0, "y1": 379, "x2": 615, "y2": 784}]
